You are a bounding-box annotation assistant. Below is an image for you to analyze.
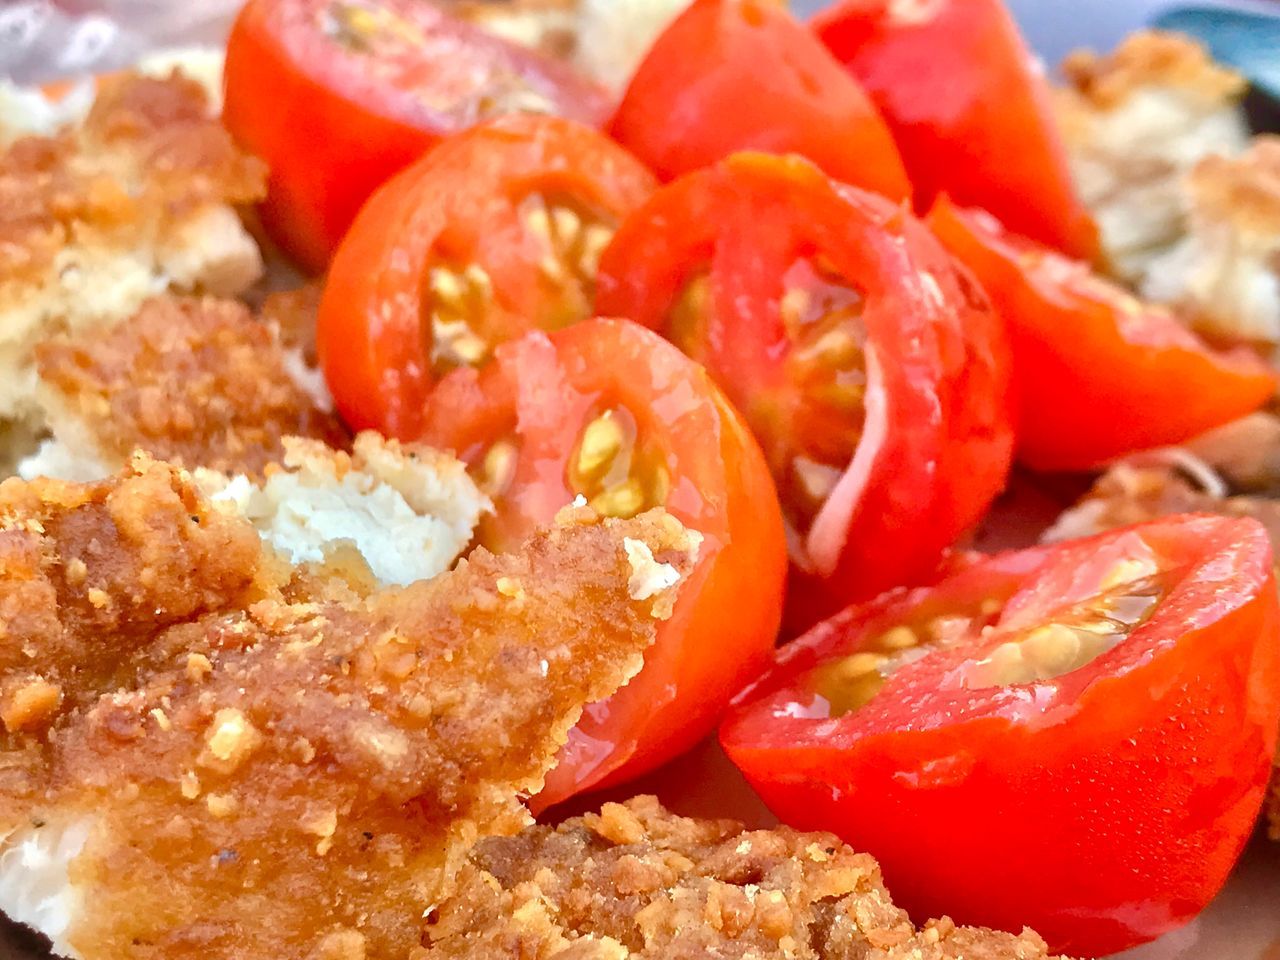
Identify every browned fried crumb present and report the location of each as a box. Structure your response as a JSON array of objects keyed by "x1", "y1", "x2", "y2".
[
  {"x1": 0, "y1": 72, "x2": 264, "y2": 289},
  {"x1": 32, "y1": 295, "x2": 347, "y2": 477},
  {"x1": 1187, "y1": 136, "x2": 1280, "y2": 235},
  {"x1": 1061, "y1": 29, "x2": 1245, "y2": 108},
  {"x1": 0, "y1": 460, "x2": 697, "y2": 959},
  {"x1": 422, "y1": 796, "x2": 1065, "y2": 959}
]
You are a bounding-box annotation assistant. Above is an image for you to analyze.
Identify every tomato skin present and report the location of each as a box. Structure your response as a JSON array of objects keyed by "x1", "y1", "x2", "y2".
[
  {"x1": 419, "y1": 319, "x2": 787, "y2": 806},
  {"x1": 223, "y1": 0, "x2": 610, "y2": 273},
  {"x1": 317, "y1": 114, "x2": 657, "y2": 439},
  {"x1": 926, "y1": 196, "x2": 1277, "y2": 471},
  {"x1": 812, "y1": 0, "x2": 1097, "y2": 260},
  {"x1": 609, "y1": 0, "x2": 910, "y2": 201},
  {"x1": 598, "y1": 153, "x2": 1014, "y2": 628},
  {"x1": 721, "y1": 515, "x2": 1280, "y2": 956}
]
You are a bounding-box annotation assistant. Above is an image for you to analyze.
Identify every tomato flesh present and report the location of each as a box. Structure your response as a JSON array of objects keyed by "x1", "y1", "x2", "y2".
[
  {"x1": 812, "y1": 0, "x2": 1097, "y2": 260},
  {"x1": 597, "y1": 153, "x2": 1014, "y2": 627},
  {"x1": 224, "y1": 0, "x2": 610, "y2": 272},
  {"x1": 609, "y1": 0, "x2": 910, "y2": 201},
  {"x1": 317, "y1": 114, "x2": 656, "y2": 439},
  {"x1": 721, "y1": 515, "x2": 1280, "y2": 956},
  {"x1": 926, "y1": 196, "x2": 1277, "y2": 471},
  {"x1": 420, "y1": 319, "x2": 787, "y2": 807}
]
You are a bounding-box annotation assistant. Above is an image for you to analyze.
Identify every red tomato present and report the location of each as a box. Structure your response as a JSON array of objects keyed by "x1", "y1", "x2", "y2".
[
  {"x1": 596, "y1": 153, "x2": 1014, "y2": 628},
  {"x1": 926, "y1": 196, "x2": 1277, "y2": 471},
  {"x1": 812, "y1": 0, "x2": 1098, "y2": 260},
  {"x1": 223, "y1": 0, "x2": 610, "y2": 273},
  {"x1": 609, "y1": 0, "x2": 910, "y2": 201},
  {"x1": 419, "y1": 319, "x2": 787, "y2": 807},
  {"x1": 317, "y1": 114, "x2": 656, "y2": 438},
  {"x1": 721, "y1": 515, "x2": 1280, "y2": 956}
]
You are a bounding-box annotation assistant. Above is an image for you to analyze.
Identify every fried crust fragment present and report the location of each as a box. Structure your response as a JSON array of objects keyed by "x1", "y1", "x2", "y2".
[
  {"x1": 0, "y1": 460, "x2": 698, "y2": 960},
  {"x1": 30, "y1": 295, "x2": 346, "y2": 478},
  {"x1": 422, "y1": 796, "x2": 1065, "y2": 960}
]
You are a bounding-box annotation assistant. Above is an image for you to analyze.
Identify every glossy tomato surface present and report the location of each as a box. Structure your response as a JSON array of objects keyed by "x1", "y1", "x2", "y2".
[
  {"x1": 722, "y1": 515, "x2": 1280, "y2": 956},
  {"x1": 926, "y1": 196, "x2": 1276, "y2": 471},
  {"x1": 224, "y1": 0, "x2": 609, "y2": 272},
  {"x1": 597, "y1": 153, "x2": 1014, "y2": 628},
  {"x1": 813, "y1": 0, "x2": 1098, "y2": 260},
  {"x1": 317, "y1": 114, "x2": 656, "y2": 438},
  {"x1": 419, "y1": 319, "x2": 787, "y2": 807},
  {"x1": 610, "y1": 0, "x2": 909, "y2": 200}
]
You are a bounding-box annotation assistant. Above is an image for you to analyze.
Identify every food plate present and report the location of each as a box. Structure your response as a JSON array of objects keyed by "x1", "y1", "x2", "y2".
[{"x1": 0, "y1": 2, "x2": 1278, "y2": 959}]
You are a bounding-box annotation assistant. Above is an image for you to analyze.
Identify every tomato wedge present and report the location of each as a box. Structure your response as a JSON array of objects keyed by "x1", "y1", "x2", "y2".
[
  {"x1": 926, "y1": 196, "x2": 1277, "y2": 471},
  {"x1": 224, "y1": 0, "x2": 610, "y2": 272},
  {"x1": 317, "y1": 114, "x2": 656, "y2": 438},
  {"x1": 419, "y1": 319, "x2": 787, "y2": 807},
  {"x1": 608, "y1": 0, "x2": 910, "y2": 201},
  {"x1": 812, "y1": 0, "x2": 1097, "y2": 260},
  {"x1": 721, "y1": 515, "x2": 1280, "y2": 956},
  {"x1": 596, "y1": 153, "x2": 1014, "y2": 627}
]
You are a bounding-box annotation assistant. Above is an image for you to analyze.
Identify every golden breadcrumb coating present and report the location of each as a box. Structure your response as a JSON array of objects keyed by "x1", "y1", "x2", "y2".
[
  {"x1": 0, "y1": 72, "x2": 266, "y2": 439},
  {"x1": 1061, "y1": 29, "x2": 1245, "y2": 109},
  {"x1": 1055, "y1": 30, "x2": 1249, "y2": 283},
  {"x1": 423, "y1": 796, "x2": 1064, "y2": 959},
  {"x1": 0, "y1": 460, "x2": 698, "y2": 960},
  {"x1": 28, "y1": 295, "x2": 345, "y2": 479},
  {"x1": 1140, "y1": 137, "x2": 1280, "y2": 346}
]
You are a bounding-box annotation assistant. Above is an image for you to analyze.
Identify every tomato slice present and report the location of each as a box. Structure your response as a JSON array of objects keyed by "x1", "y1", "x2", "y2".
[
  {"x1": 418, "y1": 319, "x2": 787, "y2": 807},
  {"x1": 597, "y1": 153, "x2": 1014, "y2": 628},
  {"x1": 316, "y1": 114, "x2": 656, "y2": 438},
  {"x1": 608, "y1": 0, "x2": 910, "y2": 201},
  {"x1": 926, "y1": 196, "x2": 1277, "y2": 471},
  {"x1": 223, "y1": 0, "x2": 610, "y2": 273},
  {"x1": 812, "y1": 0, "x2": 1097, "y2": 260},
  {"x1": 721, "y1": 514, "x2": 1280, "y2": 956}
]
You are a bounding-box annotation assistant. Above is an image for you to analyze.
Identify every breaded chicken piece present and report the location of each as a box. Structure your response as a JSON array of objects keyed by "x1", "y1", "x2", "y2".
[
  {"x1": 0, "y1": 72, "x2": 266, "y2": 449},
  {"x1": 197, "y1": 433, "x2": 490, "y2": 589},
  {"x1": 1056, "y1": 30, "x2": 1249, "y2": 281},
  {"x1": 1142, "y1": 137, "x2": 1280, "y2": 348},
  {"x1": 19, "y1": 295, "x2": 344, "y2": 481},
  {"x1": 423, "y1": 796, "x2": 1063, "y2": 959},
  {"x1": 0, "y1": 459, "x2": 699, "y2": 960}
]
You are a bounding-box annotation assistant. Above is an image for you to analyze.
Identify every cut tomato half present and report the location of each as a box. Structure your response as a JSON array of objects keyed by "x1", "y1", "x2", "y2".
[
  {"x1": 597, "y1": 153, "x2": 1014, "y2": 627},
  {"x1": 609, "y1": 0, "x2": 909, "y2": 200},
  {"x1": 317, "y1": 114, "x2": 656, "y2": 438},
  {"x1": 224, "y1": 0, "x2": 610, "y2": 272},
  {"x1": 926, "y1": 195, "x2": 1277, "y2": 471},
  {"x1": 813, "y1": 0, "x2": 1097, "y2": 260},
  {"x1": 420, "y1": 319, "x2": 787, "y2": 807},
  {"x1": 722, "y1": 514, "x2": 1280, "y2": 956}
]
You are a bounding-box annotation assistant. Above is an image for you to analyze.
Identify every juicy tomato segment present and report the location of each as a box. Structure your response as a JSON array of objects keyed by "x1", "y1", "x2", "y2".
[
  {"x1": 609, "y1": 0, "x2": 910, "y2": 200},
  {"x1": 926, "y1": 196, "x2": 1277, "y2": 471},
  {"x1": 420, "y1": 319, "x2": 787, "y2": 807},
  {"x1": 316, "y1": 114, "x2": 657, "y2": 438},
  {"x1": 721, "y1": 515, "x2": 1280, "y2": 956},
  {"x1": 812, "y1": 0, "x2": 1097, "y2": 259},
  {"x1": 224, "y1": 0, "x2": 610, "y2": 271},
  {"x1": 598, "y1": 153, "x2": 1014, "y2": 625}
]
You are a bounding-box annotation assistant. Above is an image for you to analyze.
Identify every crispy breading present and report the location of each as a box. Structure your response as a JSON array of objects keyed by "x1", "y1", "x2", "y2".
[
  {"x1": 23, "y1": 295, "x2": 345, "y2": 479},
  {"x1": 423, "y1": 796, "x2": 1064, "y2": 959},
  {"x1": 0, "y1": 72, "x2": 266, "y2": 436},
  {"x1": 1141, "y1": 137, "x2": 1280, "y2": 345},
  {"x1": 0, "y1": 460, "x2": 698, "y2": 960},
  {"x1": 1055, "y1": 30, "x2": 1249, "y2": 283},
  {"x1": 1061, "y1": 30, "x2": 1245, "y2": 109}
]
